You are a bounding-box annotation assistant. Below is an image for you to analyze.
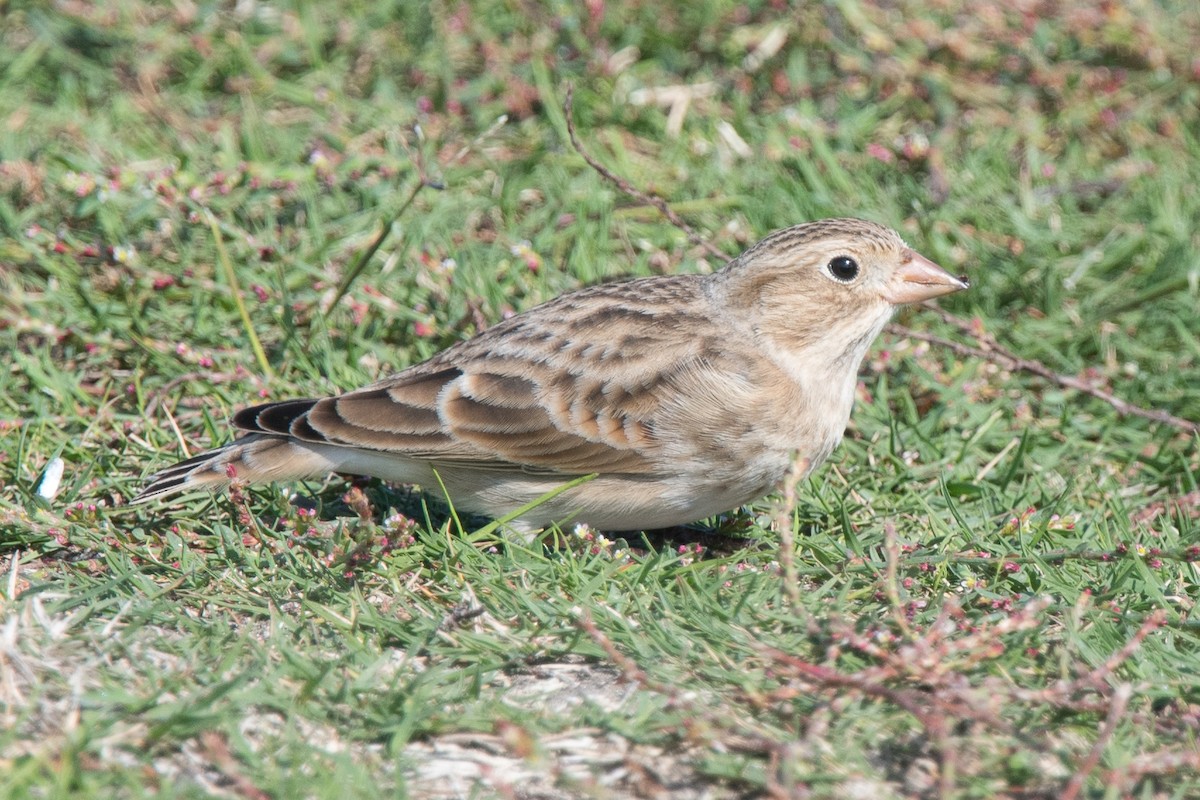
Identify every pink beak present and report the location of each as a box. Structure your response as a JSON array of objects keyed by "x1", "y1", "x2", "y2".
[{"x1": 884, "y1": 249, "x2": 970, "y2": 305}]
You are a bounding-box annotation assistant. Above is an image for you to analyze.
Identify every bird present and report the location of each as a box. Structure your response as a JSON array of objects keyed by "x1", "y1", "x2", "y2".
[{"x1": 133, "y1": 218, "x2": 968, "y2": 535}]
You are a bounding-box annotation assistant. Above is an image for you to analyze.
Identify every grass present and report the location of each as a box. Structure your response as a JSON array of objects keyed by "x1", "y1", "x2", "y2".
[{"x1": 2, "y1": 1, "x2": 1199, "y2": 797}]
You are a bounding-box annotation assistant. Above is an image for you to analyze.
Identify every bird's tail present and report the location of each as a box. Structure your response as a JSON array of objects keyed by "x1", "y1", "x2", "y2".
[{"x1": 130, "y1": 434, "x2": 346, "y2": 504}]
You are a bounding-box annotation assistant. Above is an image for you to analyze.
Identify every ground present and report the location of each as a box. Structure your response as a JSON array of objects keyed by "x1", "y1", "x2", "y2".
[{"x1": 2, "y1": 1, "x2": 1199, "y2": 798}]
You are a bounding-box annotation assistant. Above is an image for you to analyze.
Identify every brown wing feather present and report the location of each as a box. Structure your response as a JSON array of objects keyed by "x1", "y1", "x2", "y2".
[{"x1": 227, "y1": 275, "x2": 723, "y2": 477}]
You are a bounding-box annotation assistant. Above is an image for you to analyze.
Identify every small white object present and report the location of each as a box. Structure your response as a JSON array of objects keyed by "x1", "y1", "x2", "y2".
[
  {"x1": 716, "y1": 120, "x2": 753, "y2": 159},
  {"x1": 743, "y1": 25, "x2": 788, "y2": 72},
  {"x1": 37, "y1": 457, "x2": 65, "y2": 500}
]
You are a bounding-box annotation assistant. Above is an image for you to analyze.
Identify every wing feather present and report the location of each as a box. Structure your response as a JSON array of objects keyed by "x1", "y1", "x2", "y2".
[
  {"x1": 234, "y1": 399, "x2": 319, "y2": 435},
  {"x1": 223, "y1": 275, "x2": 731, "y2": 477}
]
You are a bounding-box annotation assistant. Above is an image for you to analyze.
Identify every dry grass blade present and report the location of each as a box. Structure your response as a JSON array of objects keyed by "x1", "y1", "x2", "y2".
[{"x1": 206, "y1": 212, "x2": 273, "y2": 380}]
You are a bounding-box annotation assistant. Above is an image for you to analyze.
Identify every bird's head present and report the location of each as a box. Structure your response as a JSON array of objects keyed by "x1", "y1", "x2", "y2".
[{"x1": 711, "y1": 218, "x2": 969, "y2": 368}]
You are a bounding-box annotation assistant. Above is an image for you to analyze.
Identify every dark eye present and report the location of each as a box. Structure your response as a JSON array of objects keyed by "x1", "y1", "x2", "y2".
[{"x1": 826, "y1": 255, "x2": 860, "y2": 283}]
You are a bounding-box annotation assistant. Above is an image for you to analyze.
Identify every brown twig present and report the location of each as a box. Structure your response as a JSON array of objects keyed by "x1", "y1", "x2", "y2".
[
  {"x1": 576, "y1": 610, "x2": 780, "y2": 754},
  {"x1": 1111, "y1": 748, "x2": 1200, "y2": 794},
  {"x1": 1061, "y1": 683, "x2": 1133, "y2": 800},
  {"x1": 1069, "y1": 610, "x2": 1165, "y2": 693},
  {"x1": 763, "y1": 649, "x2": 953, "y2": 725},
  {"x1": 582, "y1": 574, "x2": 1174, "y2": 798},
  {"x1": 887, "y1": 324, "x2": 1199, "y2": 434},
  {"x1": 577, "y1": 609, "x2": 657, "y2": 690},
  {"x1": 197, "y1": 730, "x2": 272, "y2": 800},
  {"x1": 563, "y1": 85, "x2": 727, "y2": 261}
]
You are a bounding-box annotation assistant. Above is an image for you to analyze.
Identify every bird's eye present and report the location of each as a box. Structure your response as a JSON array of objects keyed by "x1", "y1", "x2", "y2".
[{"x1": 826, "y1": 255, "x2": 860, "y2": 283}]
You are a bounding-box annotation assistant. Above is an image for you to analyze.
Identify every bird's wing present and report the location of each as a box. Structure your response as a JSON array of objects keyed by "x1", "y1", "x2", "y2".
[{"x1": 233, "y1": 277, "x2": 721, "y2": 476}]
